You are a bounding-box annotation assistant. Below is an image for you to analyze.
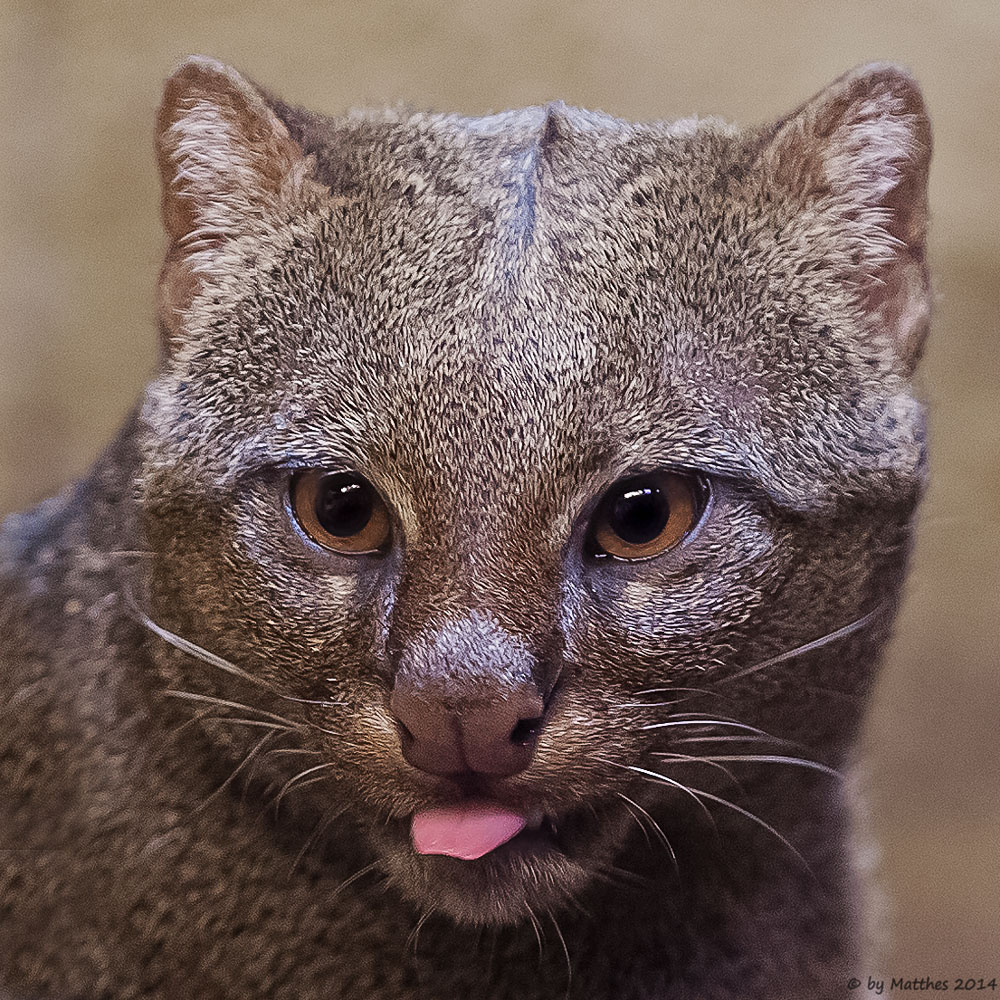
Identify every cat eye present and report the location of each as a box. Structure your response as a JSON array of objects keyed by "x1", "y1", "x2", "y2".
[
  {"x1": 290, "y1": 470, "x2": 391, "y2": 554},
  {"x1": 589, "y1": 472, "x2": 706, "y2": 561}
]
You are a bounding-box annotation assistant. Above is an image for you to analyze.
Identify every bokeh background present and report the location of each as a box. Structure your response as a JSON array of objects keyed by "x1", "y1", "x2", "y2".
[{"x1": 2, "y1": 0, "x2": 997, "y2": 983}]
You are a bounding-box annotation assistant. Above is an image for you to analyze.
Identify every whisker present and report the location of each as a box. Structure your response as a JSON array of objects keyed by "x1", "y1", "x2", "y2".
[
  {"x1": 650, "y1": 711, "x2": 745, "y2": 722},
  {"x1": 681, "y1": 786, "x2": 814, "y2": 877},
  {"x1": 546, "y1": 910, "x2": 573, "y2": 1000},
  {"x1": 672, "y1": 731, "x2": 816, "y2": 758},
  {"x1": 134, "y1": 602, "x2": 349, "y2": 712},
  {"x1": 561, "y1": 889, "x2": 592, "y2": 921},
  {"x1": 613, "y1": 756, "x2": 813, "y2": 875},
  {"x1": 616, "y1": 699, "x2": 691, "y2": 710},
  {"x1": 197, "y1": 716, "x2": 295, "y2": 733},
  {"x1": 639, "y1": 719, "x2": 771, "y2": 736},
  {"x1": 617, "y1": 794, "x2": 653, "y2": 850},
  {"x1": 615, "y1": 791, "x2": 679, "y2": 875},
  {"x1": 669, "y1": 754, "x2": 843, "y2": 780},
  {"x1": 132, "y1": 606, "x2": 261, "y2": 685},
  {"x1": 275, "y1": 762, "x2": 336, "y2": 811},
  {"x1": 330, "y1": 860, "x2": 381, "y2": 900},
  {"x1": 291, "y1": 804, "x2": 349, "y2": 874},
  {"x1": 721, "y1": 607, "x2": 884, "y2": 685},
  {"x1": 650, "y1": 751, "x2": 740, "y2": 784},
  {"x1": 164, "y1": 689, "x2": 299, "y2": 728},
  {"x1": 673, "y1": 733, "x2": 801, "y2": 747},
  {"x1": 595, "y1": 757, "x2": 717, "y2": 833},
  {"x1": 195, "y1": 731, "x2": 277, "y2": 812},
  {"x1": 279, "y1": 695, "x2": 349, "y2": 708},
  {"x1": 242, "y1": 738, "x2": 293, "y2": 800},
  {"x1": 631, "y1": 686, "x2": 720, "y2": 698},
  {"x1": 525, "y1": 904, "x2": 545, "y2": 964},
  {"x1": 280, "y1": 773, "x2": 333, "y2": 797},
  {"x1": 405, "y1": 910, "x2": 432, "y2": 956},
  {"x1": 591, "y1": 863, "x2": 652, "y2": 891}
]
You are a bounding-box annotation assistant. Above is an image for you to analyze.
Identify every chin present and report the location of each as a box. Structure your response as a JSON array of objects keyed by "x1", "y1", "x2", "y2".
[{"x1": 369, "y1": 801, "x2": 631, "y2": 926}]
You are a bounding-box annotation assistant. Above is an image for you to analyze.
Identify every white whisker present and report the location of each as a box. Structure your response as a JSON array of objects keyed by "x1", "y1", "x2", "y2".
[
  {"x1": 164, "y1": 689, "x2": 298, "y2": 728},
  {"x1": 616, "y1": 699, "x2": 690, "y2": 709},
  {"x1": 681, "y1": 786, "x2": 814, "y2": 876},
  {"x1": 291, "y1": 804, "x2": 349, "y2": 873},
  {"x1": 546, "y1": 909, "x2": 573, "y2": 1000},
  {"x1": 617, "y1": 795, "x2": 652, "y2": 849},
  {"x1": 280, "y1": 695, "x2": 349, "y2": 708},
  {"x1": 653, "y1": 711, "x2": 744, "y2": 721},
  {"x1": 405, "y1": 910, "x2": 432, "y2": 956},
  {"x1": 670, "y1": 754, "x2": 843, "y2": 780},
  {"x1": 275, "y1": 762, "x2": 336, "y2": 811},
  {"x1": 615, "y1": 791, "x2": 679, "y2": 874},
  {"x1": 135, "y1": 602, "x2": 349, "y2": 713},
  {"x1": 595, "y1": 757, "x2": 717, "y2": 832},
  {"x1": 632, "y1": 686, "x2": 719, "y2": 698},
  {"x1": 722, "y1": 607, "x2": 883, "y2": 685},
  {"x1": 330, "y1": 861, "x2": 381, "y2": 900},
  {"x1": 651, "y1": 751, "x2": 740, "y2": 784},
  {"x1": 610, "y1": 756, "x2": 813, "y2": 875},
  {"x1": 132, "y1": 606, "x2": 261, "y2": 684},
  {"x1": 673, "y1": 733, "x2": 799, "y2": 747},
  {"x1": 199, "y1": 716, "x2": 294, "y2": 732},
  {"x1": 639, "y1": 718, "x2": 770, "y2": 736},
  {"x1": 196, "y1": 731, "x2": 276, "y2": 812},
  {"x1": 525, "y1": 904, "x2": 545, "y2": 964}
]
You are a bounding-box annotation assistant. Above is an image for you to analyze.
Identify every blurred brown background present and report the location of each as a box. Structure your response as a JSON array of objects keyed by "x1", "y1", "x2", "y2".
[{"x1": 2, "y1": 0, "x2": 997, "y2": 983}]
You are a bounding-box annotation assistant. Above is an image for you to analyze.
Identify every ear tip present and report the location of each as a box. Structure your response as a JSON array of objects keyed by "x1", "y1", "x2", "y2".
[
  {"x1": 165, "y1": 54, "x2": 237, "y2": 87},
  {"x1": 159, "y1": 55, "x2": 255, "y2": 114},
  {"x1": 807, "y1": 61, "x2": 931, "y2": 171},
  {"x1": 847, "y1": 60, "x2": 920, "y2": 86},
  {"x1": 156, "y1": 55, "x2": 267, "y2": 157},
  {"x1": 841, "y1": 61, "x2": 931, "y2": 129}
]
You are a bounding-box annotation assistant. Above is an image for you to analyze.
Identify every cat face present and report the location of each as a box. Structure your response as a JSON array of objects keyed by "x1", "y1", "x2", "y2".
[{"x1": 137, "y1": 58, "x2": 929, "y2": 924}]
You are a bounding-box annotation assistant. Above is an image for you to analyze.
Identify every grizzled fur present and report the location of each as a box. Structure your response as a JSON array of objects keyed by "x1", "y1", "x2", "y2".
[{"x1": 0, "y1": 57, "x2": 930, "y2": 999}]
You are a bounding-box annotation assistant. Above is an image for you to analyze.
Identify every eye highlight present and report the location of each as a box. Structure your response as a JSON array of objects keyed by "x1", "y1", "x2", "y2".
[
  {"x1": 290, "y1": 470, "x2": 391, "y2": 554},
  {"x1": 589, "y1": 472, "x2": 706, "y2": 561}
]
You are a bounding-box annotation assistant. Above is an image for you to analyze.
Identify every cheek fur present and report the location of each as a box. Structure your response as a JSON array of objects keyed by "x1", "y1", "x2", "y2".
[{"x1": 568, "y1": 500, "x2": 781, "y2": 652}]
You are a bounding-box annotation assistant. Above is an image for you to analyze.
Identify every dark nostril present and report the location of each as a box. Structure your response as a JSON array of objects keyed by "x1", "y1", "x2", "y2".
[
  {"x1": 390, "y1": 688, "x2": 468, "y2": 776},
  {"x1": 389, "y1": 683, "x2": 547, "y2": 777},
  {"x1": 509, "y1": 716, "x2": 544, "y2": 745}
]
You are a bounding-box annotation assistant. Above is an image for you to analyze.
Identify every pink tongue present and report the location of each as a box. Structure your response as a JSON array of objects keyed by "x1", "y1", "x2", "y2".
[{"x1": 411, "y1": 801, "x2": 527, "y2": 860}]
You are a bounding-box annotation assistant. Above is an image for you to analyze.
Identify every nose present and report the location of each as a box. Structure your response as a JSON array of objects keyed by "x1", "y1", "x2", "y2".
[{"x1": 390, "y1": 684, "x2": 546, "y2": 778}]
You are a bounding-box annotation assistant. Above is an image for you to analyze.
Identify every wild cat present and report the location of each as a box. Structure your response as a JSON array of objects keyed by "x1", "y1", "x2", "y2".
[{"x1": 0, "y1": 57, "x2": 930, "y2": 999}]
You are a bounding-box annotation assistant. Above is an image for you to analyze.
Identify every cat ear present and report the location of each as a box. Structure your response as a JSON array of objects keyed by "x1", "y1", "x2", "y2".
[
  {"x1": 155, "y1": 56, "x2": 314, "y2": 341},
  {"x1": 760, "y1": 64, "x2": 932, "y2": 373}
]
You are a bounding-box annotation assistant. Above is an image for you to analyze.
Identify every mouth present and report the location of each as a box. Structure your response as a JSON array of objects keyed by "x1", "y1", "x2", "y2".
[
  {"x1": 370, "y1": 793, "x2": 627, "y2": 926},
  {"x1": 410, "y1": 799, "x2": 560, "y2": 861}
]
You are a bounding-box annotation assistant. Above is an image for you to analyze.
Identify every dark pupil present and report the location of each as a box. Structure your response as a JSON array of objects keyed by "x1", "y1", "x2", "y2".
[
  {"x1": 315, "y1": 476, "x2": 374, "y2": 537},
  {"x1": 609, "y1": 483, "x2": 669, "y2": 544}
]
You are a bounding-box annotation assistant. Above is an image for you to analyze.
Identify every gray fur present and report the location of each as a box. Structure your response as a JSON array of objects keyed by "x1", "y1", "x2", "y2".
[{"x1": 0, "y1": 57, "x2": 931, "y2": 998}]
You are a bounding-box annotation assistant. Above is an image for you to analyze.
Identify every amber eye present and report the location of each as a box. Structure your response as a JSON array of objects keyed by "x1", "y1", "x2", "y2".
[
  {"x1": 290, "y1": 470, "x2": 391, "y2": 554},
  {"x1": 590, "y1": 472, "x2": 705, "y2": 561}
]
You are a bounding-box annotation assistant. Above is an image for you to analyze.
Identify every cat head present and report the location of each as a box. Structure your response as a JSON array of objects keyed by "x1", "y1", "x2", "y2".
[{"x1": 137, "y1": 56, "x2": 930, "y2": 925}]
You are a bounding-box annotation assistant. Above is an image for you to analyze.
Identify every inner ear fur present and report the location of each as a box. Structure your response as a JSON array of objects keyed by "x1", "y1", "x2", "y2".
[
  {"x1": 155, "y1": 56, "x2": 315, "y2": 347},
  {"x1": 760, "y1": 63, "x2": 932, "y2": 373}
]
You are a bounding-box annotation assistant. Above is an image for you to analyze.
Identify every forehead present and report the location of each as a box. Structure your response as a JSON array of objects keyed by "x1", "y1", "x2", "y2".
[
  {"x1": 281, "y1": 108, "x2": 888, "y2": 500},
  {"x1": 154, "y1": 105, "x2": 923, "y2": 509}
]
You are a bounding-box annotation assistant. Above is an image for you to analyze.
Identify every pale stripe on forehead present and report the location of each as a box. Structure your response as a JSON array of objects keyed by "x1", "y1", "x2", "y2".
[
  {"x1": 485, "y1": 102, "x2": 570, "y2": 268},
  {"x1": 268, "y1": 105, "x2": 651, "y2": 501}
]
